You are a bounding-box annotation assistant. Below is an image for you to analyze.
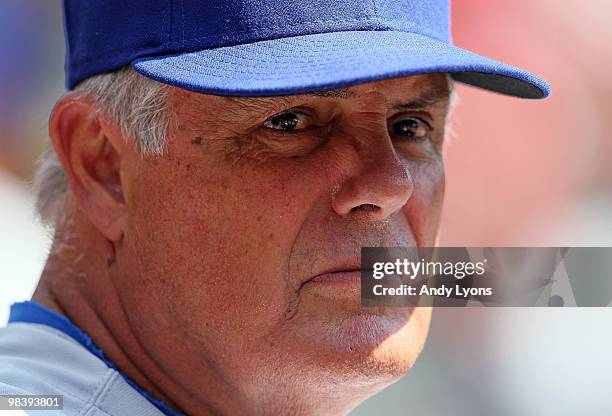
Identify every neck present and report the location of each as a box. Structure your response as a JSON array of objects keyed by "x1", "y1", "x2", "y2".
[{"x1": 32, "y1": 199, "x2": 191, "y2": 414}]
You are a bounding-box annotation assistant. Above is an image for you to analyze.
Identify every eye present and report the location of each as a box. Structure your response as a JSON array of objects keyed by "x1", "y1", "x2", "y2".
[
  {"x1": 390, "y1": 116, "x2": 431, "y2": 140},
  {"x1": 263, "y1": 110, "x2": 311, "y2": 132}
]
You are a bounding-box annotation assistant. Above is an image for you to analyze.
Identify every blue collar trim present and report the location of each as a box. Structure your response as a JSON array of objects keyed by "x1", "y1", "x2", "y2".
[{"x1": 8, "y1": 301, "x2": 185, "y2": 416}]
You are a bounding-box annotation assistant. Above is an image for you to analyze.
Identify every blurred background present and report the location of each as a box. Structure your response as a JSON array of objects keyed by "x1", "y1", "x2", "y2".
[{"x1": 0, "y1": 1, "x2": 610, "y2": 415}]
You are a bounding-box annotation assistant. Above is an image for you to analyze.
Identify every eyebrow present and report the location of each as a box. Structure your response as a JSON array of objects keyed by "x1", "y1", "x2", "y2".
[
  {"x1": 308, "y1": 89, "x2": 358, "y2": 99},
  {"x1": 391, "y1": 89, "x2": 451, "y2": 109},
  {"x1": 305, "y1": 85, "x2": 452, "y2": 109}
]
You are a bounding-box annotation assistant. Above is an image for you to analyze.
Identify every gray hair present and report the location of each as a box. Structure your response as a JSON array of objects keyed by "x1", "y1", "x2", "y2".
[{"x1": 33, "y1": 66, "x2": 170, "y2": 226}]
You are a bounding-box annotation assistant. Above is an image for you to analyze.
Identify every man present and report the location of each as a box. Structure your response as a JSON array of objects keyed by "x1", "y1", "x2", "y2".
[{"x1": 0, "y1": 0, "x2": 549, "y2": 415}]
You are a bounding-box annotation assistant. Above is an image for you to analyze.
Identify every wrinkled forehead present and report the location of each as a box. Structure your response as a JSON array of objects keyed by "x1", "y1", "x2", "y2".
[{"x1": 168, "y1": 73, "x2": 453, "y2": 118}]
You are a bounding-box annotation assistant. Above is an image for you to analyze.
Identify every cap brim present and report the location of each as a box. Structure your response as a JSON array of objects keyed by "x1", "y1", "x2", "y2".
[{"x1": 132, "y1": 30, "x2": 550, "y2": 99}]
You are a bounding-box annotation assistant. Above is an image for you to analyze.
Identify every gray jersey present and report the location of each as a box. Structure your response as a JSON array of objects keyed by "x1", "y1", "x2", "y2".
[{"x1": 0, "y1": 321, "x2": 164, "y2": 416}]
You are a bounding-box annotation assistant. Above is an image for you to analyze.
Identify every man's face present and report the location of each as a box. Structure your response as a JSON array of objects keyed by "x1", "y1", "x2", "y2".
[{"x1": 116, "y1": 74, "x2": 451, "y2": 409}]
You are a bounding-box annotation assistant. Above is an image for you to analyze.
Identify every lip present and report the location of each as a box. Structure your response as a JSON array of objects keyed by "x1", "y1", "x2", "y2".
[{"x1": 309, "y1": 269, "x2": 363, "y2": 284}]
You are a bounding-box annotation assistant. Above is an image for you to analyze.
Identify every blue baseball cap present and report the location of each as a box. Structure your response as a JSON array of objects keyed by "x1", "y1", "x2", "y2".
[{"x1": 63, "y1": 0, "x2": 550, "y2": 98}]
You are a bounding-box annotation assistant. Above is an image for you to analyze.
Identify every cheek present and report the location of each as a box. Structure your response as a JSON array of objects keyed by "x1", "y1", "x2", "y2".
[
  {"x1": 123, "y1": 154, "x2": 316, "y2": 344},
  {"x1": 403, "y1": 158, "x2": 445, "y2": 245}
]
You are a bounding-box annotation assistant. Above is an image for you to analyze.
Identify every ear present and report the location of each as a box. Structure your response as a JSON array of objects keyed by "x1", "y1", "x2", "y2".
[{"x1": 49, "y1": 93, "x2": 130, "y2": 241}]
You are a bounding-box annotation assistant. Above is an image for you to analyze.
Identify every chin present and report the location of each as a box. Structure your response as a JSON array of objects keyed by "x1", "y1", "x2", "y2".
[
  {"x1": 285, "y1": 305, "x2": 432, "y2": 383},
  {"x1": 340, "y1": 308, "x2": 429, "y2": 373}
]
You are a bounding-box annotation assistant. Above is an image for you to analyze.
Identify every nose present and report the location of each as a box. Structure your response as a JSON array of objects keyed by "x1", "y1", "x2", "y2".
[{"x1": 331, "y1": 142, "x2": 414, "y2": 221}]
